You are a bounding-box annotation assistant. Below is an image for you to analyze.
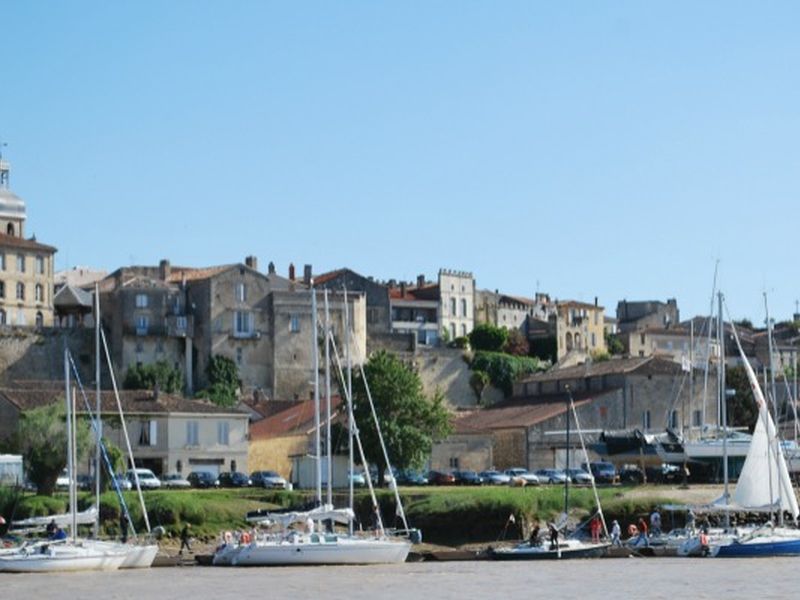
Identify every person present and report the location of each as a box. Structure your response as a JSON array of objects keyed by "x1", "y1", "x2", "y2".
[
  {"x1": 698, "y1": 527, "x2": 710, "y2": 557},
  {"x1": 548, "y1": 523, "x2": 559, "y2": 550},
  {"x1": 46, "y1": 518, "x2": 57, "y2": 537},
  {"x1": 590, "y1": 515, "x2": 602, "y2": 544},
  {"x1": 529, "y1": 523, "x2": 541, "y2": 547},
  {"x1": 306, "y1": 517, "x2": 315, "y2": 534},
  {"x1": 686, "y1": 508, "x2": 696, "y2": 534},
  {"x1": 179, "y1": 523, "x2": 192, "y2": 555},
  {"x1": 650, "y1": 509, "x2": 662, "y2": 537},
  {"x1": 119, "y1": 512, "x2": 129, "y2": 544},
  {"x1": 610, "y1": 520, "x2": 622, "y2": 547},
  {"x1": 52, "y1": 526, "x2": 67, "y2": 541},
  {"x1": 637, "y1": 517, "x2": 649, "y2": 547}
]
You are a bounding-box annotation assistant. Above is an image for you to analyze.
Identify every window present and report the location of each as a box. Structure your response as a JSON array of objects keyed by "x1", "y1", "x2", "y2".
[
  {"x1": 640, "y1": 333, "x2": 645, "y2": 345},
  {"x1": 461, "y1": 324, "x2": 467, "y2": 337},
  {"x1": 0, "y1": 281, "x2": 4, "y2": 298},
  {"x1": 236, "y1": 347, "x2": 243, "y2": 365},
  {"x1": 35, "y1": 311, "x2": 43, "y2": 327},
  {"x1": 234, "y1": 311, "x2": 253, "y2": 336},
  {"x1": 692, "y1": 410, "x2": 702, "y2": 428},
  {"x1": 186, "y1": 421, "x2": 199, "y2": 446},
  {"x1": 450, "y1": 322, "x2": 456, "y2": 340},
  {"x1": 35, "y1": 256, "x2": 44, "y2": 275},
  {"x1": 450, "y1": 298, "x2": 456, "y2": 316},
  {"x1": 135, "y1": 294, "x2": 148, "y2": 308},
  {"x1": 235, "y1": 282, "x2": 246, "y2": 302},
  {"x1": 176, "y1": 316, "x2": 188, "y2": 330},
  {"x1": 16, "y1": 254, "x2": 24, "y2": 273},
  {"x1": 0, "y1": 309, "x2": 5, "y2": 325},
  {"x1": 35, "y1": 284, "x2": 43, "y2": 302},
  {"x1": 6, "y1": 224, "x2": 13, "y2": 236},
  {"x1": 0, "y1": 253, "x2": 5, "y2": 270},
  {"x1": 217, "y1": 421, "x2": 229, "y2": 446},
  {"x1": 15, "y1": 282, "x2": 24, "y2": 300},
  {"x1": 290, "y1": 315, "x2": 300, "y2": 333},
  {"x1": 136, "y1": 315, "x2": 149, "y2": 335},
  {"x1": 449, "y1": 457, "x2": 459, "y2": 469},
  {"x1": 642, "y1": 410, "x2": 651, "y2": 430},
  {"x1": 139, "y1": 421, "x2": 157, "y2": 446},
  {"x1": 461, "y1": 298, "x2": 467, "y2": 317},
  {"x1": 591, "y1": 332, "x2": 596, "y2": 347},
  {"x1": 669, "y1": 410, "x2": 679, "y2": 429}
]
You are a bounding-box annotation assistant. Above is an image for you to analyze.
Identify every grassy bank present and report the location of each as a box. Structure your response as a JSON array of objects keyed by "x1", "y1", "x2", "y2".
[{"x1": 2, "y1": 485, "x2": 688, "y2": 546}]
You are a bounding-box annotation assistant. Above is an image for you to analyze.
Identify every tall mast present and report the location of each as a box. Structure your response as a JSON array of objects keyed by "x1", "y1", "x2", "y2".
[
  {"x1": 702, "y1": 260, "x2": 720, "y2": 430},
  {"x1": 564, "y1": 386, "x2": 570, "y2": 517},
  {"x1": 324, "y1": 289, "x2": 333, "y2": 506},
  {"x1": 764, "y1": 294, "x2": 779, "y2": 430},
  {"x1": 718, "y1": 292, "x2": 730, "y2": 529},
  {"x1": 344, "y1": 286, "x2": 354, "y2": 535},
  {"x1": 311, "y1": 286, "x2": 322, "y2": 506},
  {"x1": 94, "y1": 283, "x2": 102, "y2": 539},
  {"x1": 64, "y1": 348, "x2": 76, "y2": 541}
]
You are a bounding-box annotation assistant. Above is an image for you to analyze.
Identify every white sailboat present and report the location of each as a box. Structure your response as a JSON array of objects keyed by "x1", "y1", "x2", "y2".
[
  {"x1": 0, "y1": 350, "x2": 128, "y2": 573},
  {"x1": 213, "y1": 287, "x2": 412, "y2": 566}
]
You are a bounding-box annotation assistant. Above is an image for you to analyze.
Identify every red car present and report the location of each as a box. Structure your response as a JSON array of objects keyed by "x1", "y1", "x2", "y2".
[{"x1": 427, "y1": 470, "x2": 456, "y2": 485}]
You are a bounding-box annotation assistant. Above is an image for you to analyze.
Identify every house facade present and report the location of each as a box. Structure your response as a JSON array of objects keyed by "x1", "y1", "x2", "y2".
[{"x1": 555, "y1": 300, "x2": 606, "y2": 361}]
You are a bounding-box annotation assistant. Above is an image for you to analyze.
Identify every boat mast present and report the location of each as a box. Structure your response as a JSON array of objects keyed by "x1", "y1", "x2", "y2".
[
  {"x1": 564, "y1": 385, "x2": 570, "y2": 518},
  {"x1": 344, "y1": 286, "x2": 354, "y2": 535},
  {"x1": 324, "y1": 289, "x2": 333, "y2": 507},
  {"x1": 702, "y1": 260, "x2": 720, "y2": 432},
  {"x1": 312, "y1": 286, "x2": 322, "y2": 507},
  {"x1": 94, "y1": 283, "x2": 101, "y2": 539},
  {"x1": 718, "y1": 292, "x2": 730, "y2": 529},
  {"x1": 64, "y1": 348, "x2": 76, "y2": 541},
  {"x1": 765, "y1": 294, "x2": 780, "y2": 429}
]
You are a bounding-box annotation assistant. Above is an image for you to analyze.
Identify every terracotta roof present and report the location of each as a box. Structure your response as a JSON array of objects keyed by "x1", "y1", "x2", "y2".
[
  {"x1": 0, "y1": 388, "x2": 248, "y2": 416},
  {"x1": 249, "y1": 396, "x2": 343, "y2": 439},
  {"x1": 312, "y1": 269, "x2": 348, "y2": 286},
  {"x1": 453, "y1": 394, "x2": 595, "y2": 434},
  {"x1": 388, "y1": 284, "x2": 440, "y2": 301},
  {"x1": 519, "y1": 356, "x2": 685, "y2": 384},
  {"x1": 0, "y1": 233, "x2": 56, "y2": 253}
]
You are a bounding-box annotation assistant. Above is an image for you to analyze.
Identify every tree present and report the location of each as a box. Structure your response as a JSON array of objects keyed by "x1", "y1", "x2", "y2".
[
  {"x1": 468, "y1": 323, "x2": 508, "y2": 353},
  {"x1": 470, "y1": 351, "x2": 547, "y2": 396},
  {"x1": 198, "y1": 355, "x2": 240, "y2": 407},
  {"x1": 605, "y1": 332, "x2": 625, "y2": 356},
  {"x1": 503, "y1": 329, "x2": 530, "y2": 356},
  {"x1": 469, "y1": 370, "x2": 491, "y2": 404},
  {"x1": 725, "y1": 366, "x2": 759, "y2": 431},
  {"x1": 14, "y1": 402, "x2": 92, "y2": 496},
  {"x1": 124, "y1": 361, "x2": 183, "y2": 394},
  {"x1": 351, "y1": 351, "x2": 452, "y2": 485}
]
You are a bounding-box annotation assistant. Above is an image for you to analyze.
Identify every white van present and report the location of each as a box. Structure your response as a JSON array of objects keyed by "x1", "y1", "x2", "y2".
[{"x1": 125, "y1": 468, "x2": 162, "y2": 489}]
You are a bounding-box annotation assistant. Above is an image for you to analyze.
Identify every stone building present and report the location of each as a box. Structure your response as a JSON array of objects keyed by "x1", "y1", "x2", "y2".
[
  {"x1": 438, "y1": 269, "x2": 474, "y2": 341},
  {"x1": 555, "y1": 300, "x2": 606, "y2": 362},
  {"x1": 0, "y1": 156, "x2": 56, "y2": 327},
  {"x1": 314, "y1": 268, "x2": 391, "y2": 336},
  {"x1": 616, "y1": 299, "x2": 679, "y2": 333}
]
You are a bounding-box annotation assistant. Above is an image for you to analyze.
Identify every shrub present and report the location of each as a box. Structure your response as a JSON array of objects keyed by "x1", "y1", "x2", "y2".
[
  {"x1": 124, "y1": 361, "x2": 183, "y2": 393},
  {"x1": 471, "y1": 351, "x2": 546, "y2": 396},
  {"x1": 468, "y1": 323, "x2": 508, "y2": 353}
]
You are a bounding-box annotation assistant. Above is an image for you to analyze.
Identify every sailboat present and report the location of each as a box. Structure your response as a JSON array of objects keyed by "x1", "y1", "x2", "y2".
[
  {"x1": 491, "y1": 388, "x2": 610, "y2": 560},
  {"x1": 213, "y1": 287, "x2": 412, "y2": 566},
  {"x1": 0, "y1": 350, "x2": 128, "y2": 573}
]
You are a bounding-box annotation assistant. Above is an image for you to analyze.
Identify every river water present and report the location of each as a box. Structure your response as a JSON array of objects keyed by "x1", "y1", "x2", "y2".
[{"x1": 1, "y1": 558, "x2": 795, "y2": 600}]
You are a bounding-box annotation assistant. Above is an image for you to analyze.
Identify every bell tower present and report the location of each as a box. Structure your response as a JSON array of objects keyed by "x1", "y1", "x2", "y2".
[{"x1": 0, "y1": 145, "x2": 27, "y2": 238}]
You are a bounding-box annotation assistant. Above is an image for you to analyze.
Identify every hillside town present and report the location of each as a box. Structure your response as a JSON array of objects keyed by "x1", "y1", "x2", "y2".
[{"x1": 1, "y1": 155, "x2": 799, "y2": 488}]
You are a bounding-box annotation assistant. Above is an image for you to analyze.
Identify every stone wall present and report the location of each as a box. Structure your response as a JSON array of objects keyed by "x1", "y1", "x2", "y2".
[
  {"x1": 0, "y1": 327, "x2": 94, "y2": 385},
  {"x1": 248, "y1": 434, "x2": 306, "y2": 478}
]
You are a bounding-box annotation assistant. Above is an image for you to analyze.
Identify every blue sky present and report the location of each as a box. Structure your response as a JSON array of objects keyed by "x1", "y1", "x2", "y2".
[{"x1": 2, "y1": 1, "x2": 799, "y2": 323}]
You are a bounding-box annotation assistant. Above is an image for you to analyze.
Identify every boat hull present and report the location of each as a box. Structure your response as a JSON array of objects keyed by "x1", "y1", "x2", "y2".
[
  {"x1": 711, "y1": 537, "x2": 800, "y2": 557},
  {"x1": 0, "y1": 546, "x2": 127, "y2": 573},
  {"x1": 228, "y1": 537, "x2": 411, "y2": 566},
  {"x1": 491, "y1": 542, "x2": 610, "y2": 560}
]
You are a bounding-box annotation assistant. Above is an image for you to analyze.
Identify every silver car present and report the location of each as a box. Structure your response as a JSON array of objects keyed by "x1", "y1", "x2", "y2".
[
  {"x1": 534, "y1": 468, "x2": 569, "y2": 484},
  {"x1": 479, "y1": 470, "x2": 512, "y2": 485},
  {"x1": 504, "y1": 468, "x2": 540, "y2": 486}
]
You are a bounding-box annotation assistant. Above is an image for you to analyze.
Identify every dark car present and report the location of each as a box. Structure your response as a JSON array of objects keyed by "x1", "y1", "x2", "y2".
[
  {"x1": 427, "y1": 470, "x2": 456, "y2": 485},
  {"x1": 453, "y1": 470, "x2": 484, "y2": 486},
  {"x1": 396, "y1": 470, "x2": 428, "y2": 486},
  {"x1": 583, "y1": 461, "x2": 618, "y2": 484},
  {"x1": 76, "y1": 474, "x2": 93, "y2": 491},
  {"x1": 187, "y1": 471, "x2": 219, "y2": 488},
  {"x1": 619, "y1": 464, "x2": 645, "y2": 484},
  {"x1": 218, "y1": 471, "x2": 252, "y2": 487}
]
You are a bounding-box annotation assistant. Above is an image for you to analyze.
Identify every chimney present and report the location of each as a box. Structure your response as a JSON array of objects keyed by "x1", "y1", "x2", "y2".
[
  {"x1": 594, "y1": 296, "x2": 598, "y2": 307},
  {"x1": 268, "y1": 261, "x2": 276, "y2": 275},
  {"x1": 417, "y1": 274, "x2": 425, "y2": 288},
  {"x1": 289, "y1": 263, "x2": 295, "y2": 281},
  {"x1": 159, "y1": 259, "x2": 171, "y2": 281},
  {"x1": 303, "y1": 264, "x2": 312, "y2": 286},
  {"x1": 400, "y1": 282, "x2": 406, "y2": 297},
  {"x1": 245, "y1": 255, "x2": 258, "y2": 271}
]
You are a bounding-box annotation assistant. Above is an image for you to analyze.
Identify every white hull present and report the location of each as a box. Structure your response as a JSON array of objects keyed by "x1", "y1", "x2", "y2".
[
  {"x1": 224, "y1": 535, "x2": 411, "y2": 566},
  {"x1": 92, "y1": 541, "x2": 159, "y2": 569},
  {"x1": 0, "y1": 543, "x2": 127, "y2": 573}
]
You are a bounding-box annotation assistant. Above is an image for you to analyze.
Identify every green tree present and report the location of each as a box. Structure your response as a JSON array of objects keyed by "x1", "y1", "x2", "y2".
[
  {"x1": 725, "y1": 366, "x2": 759, "y2": 431},
  {"x1": 198, "y1": 355, "x2": 240, "y2": 407},
  {"x1": 124, "y1": 361, "x2": 183, "y2": 394},
  {"x1": 470, "y1": 351, "x2": 546, "y2": 396},
  {"x1": 468, "y1": 323, "x2": 508, "y2": 352},
  {"x1": 604, "y1": 331, "x2": 625, "y2": 355},
  {"x1": 469, "y1": 370, "x2": 491, "y2": 404},
  {"x1": 503, "y1": 329, "x2": 530, "y2": 356},
  {"x1": 351, "y1": 351, "x2": 452, "y2": 485},
  {"x1": 14, "y1": 402, "x2": 92, "y2": 496}
]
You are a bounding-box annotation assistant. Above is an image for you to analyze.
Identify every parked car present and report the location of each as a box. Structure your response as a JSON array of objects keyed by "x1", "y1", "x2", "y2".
[
  {"x1": 479, "y1": 470, "x2": 512, "y2": 485},
  {"x1": 55, "y1": 469, "x2": 69, "y2": 489},
  {"x1": 111, "y1": 473, "x2": 133, "y2": 491},
  {"x1": 566, "y1": 468, "x2": 593, "y2": 484},
  {"x1": 534, "y1": 468, "x2": 568, "y2": 484},
  {"x1": 619, "y1": 464, "x2": 645, "y2": 484},
  {"x1": 76, "y1": 474, "x2": 93, "y2": 490},
  {"x1": 125, "y1": 468, "x2": 161, "y2": 489},
  {"x1": 396, "y1": 469, "x2": 428, "y2": 486},
  {"x1": 453, "y1": 470, "x2": 484, "y2": 485},
  {"x1": 582, "y1": 461, "x2": 618, "y2": 484},
  {"x1": 187, "y1": 471, "x2": 219, "y2": 488},
  {"x1": 647, "y1": 463, "x2": 681, "y2": 484},
  {"x1": 348, "y1": 470, "x2": 366, "y2": 488},
  {"x1": 251, "y1": 470, "x2": 288, "y2": 489},
  {"x1": 427, "y1": 470, "x2": 456, "y2": 485},
  {"x1": 162, "y1": 473, "x2": 191, "y2": 488},
  {"x1": 504, "y1": 468, "x2": 540, "y2": 486},
  {"x1": 218, "y1": 471, "x2": 252, "y2": 487}
]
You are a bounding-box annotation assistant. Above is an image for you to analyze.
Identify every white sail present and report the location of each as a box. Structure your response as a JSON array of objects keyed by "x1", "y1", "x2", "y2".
[{"x1": 727, "y1": 333, "x2": 800, "y2": 519}]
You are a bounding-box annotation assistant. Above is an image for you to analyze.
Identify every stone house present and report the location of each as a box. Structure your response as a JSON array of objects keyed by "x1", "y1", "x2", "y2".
[
  {"x1": 0, "y1": 157, "x2": 56, "y2": 327},
  {"x1": 555, "y1": 300, "x2": 606, "y2": 362},
  {"x1": 314, "y1": 268, "x2": 392, "y2": 336},
  {"x1": 616, "y1": 299, "x2": 680, "y2": 333},
  {"x1": 0, "y1": 387, "x2": 249, "y2": 477}
]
